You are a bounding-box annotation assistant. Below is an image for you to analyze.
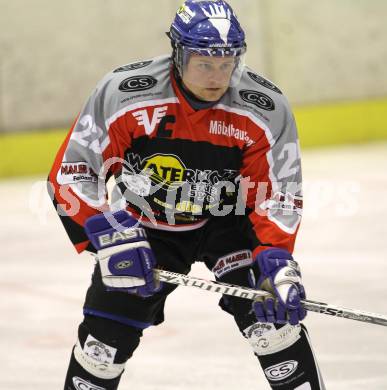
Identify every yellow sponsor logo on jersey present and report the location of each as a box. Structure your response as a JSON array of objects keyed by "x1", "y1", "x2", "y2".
[
  {"x1": 175, "y1": 201, "x2": 203, "y2": 213},
  {"x1": 142, "y1": 154, "x2": 186, "y2": 188}
]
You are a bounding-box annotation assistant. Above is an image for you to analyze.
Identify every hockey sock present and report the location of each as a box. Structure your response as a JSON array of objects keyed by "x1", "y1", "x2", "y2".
[{"x1": 256, "y1": 325, "x2": 325, "y2": 390}]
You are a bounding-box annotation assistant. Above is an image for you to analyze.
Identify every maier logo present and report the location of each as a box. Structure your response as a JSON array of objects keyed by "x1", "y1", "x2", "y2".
[
  {"x1": 212, "y1": 250, "x2": 252, "y2": 278},
  {"x1": 57, "y1": 162, "x2": 97, "y2": 184},
  {"x1": 264, "y1": 360, "x2": 298, "y2": 381}
]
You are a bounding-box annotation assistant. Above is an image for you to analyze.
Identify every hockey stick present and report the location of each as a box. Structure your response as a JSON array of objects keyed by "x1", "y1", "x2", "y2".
[{"x1": 154, "y1": 269, "x2": 387, "y2": 327}]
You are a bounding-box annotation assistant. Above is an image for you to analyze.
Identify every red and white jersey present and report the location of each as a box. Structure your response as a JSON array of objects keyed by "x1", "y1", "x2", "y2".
[{"x1": 48, "y1": 55, "x2": 303, "y2": 256}]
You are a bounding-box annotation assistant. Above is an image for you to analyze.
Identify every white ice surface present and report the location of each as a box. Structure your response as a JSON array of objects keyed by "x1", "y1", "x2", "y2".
[{"x1": 1, "y1": 143, "x2": 387, "y2": 389}]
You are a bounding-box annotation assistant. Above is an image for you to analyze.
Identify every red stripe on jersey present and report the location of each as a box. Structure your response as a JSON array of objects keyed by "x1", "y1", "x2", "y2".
[
  {"x1": 250, "y1": 213, "x2": 299, "y2": 257},
  {"x1": 48, "y1": 116, "x2": 109, "y2": 252},
  {"x1": 75, "y1": 240, "x2": 91, "y2": 253},
  {"x1": 48, "y1": 116, "x2": 78, "y2": 186},
  {"x1": 239, "y1": 115, "x2": 299, "y2": 255}
]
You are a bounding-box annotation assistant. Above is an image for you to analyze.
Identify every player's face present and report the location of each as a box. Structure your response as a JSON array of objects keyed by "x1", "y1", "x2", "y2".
[{"x1": 182, "y1": 54, "x2": 236, "y2": 102}]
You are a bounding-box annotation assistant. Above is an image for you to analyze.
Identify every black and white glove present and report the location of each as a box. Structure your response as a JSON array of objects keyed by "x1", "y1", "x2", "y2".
[{"x1": 85, "y1": 210, "x2": 161, "y2": 297}]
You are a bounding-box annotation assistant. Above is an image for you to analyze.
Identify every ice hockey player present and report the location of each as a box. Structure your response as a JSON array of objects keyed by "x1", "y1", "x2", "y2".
[{"x1": 48, "y1": 1, "x2": 325, "y2": 389}]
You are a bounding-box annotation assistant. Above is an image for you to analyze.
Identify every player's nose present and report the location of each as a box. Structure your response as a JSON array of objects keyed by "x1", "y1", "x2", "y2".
[{"x1": 207, "y1": 71, "x2": 227, "y2": 86}]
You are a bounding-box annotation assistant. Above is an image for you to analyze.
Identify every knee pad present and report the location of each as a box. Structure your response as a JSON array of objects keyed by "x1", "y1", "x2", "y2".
[
  {"x1": 74, "y1": 315, "x2": 143, "y2": 380},
  {"x1": 243, "y1": 322, "x2": 302, "y2": 356}
]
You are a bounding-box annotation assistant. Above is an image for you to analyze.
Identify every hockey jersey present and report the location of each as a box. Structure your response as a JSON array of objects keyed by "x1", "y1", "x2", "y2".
[{"x1": 48, "y1": 55, "x2": 303, "y2": 256}]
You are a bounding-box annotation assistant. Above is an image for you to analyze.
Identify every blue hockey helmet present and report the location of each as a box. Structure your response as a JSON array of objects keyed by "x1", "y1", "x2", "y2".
[{"x1": 168, "y1": 1, "x2": 247, "y2": 84}]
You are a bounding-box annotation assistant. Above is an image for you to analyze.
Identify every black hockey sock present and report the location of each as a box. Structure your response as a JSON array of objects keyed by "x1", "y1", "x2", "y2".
[
  {"x1": 256, "y1": 325, "x2": 325, "y2": 390},
  {"x1": 64, "y1": 347, "x2": 122, "y2": 390}
]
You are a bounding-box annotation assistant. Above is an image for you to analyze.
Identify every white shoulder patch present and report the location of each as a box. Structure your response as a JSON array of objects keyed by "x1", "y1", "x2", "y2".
[{"x1": 57, "y1": 162, "x2": 97, "y2": 185}]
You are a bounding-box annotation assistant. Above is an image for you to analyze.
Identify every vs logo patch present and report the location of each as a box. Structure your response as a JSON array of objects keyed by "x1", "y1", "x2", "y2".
[
  {"x1": 119, "y1": 75, "x2": 157, "y2": 92},
  {"x1": 239, "y1": 90, "x2": 275, "y2": 111}
]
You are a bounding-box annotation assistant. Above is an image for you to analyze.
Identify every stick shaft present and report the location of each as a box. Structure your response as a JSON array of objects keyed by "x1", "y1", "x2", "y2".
[{"x1": 154, "y1": 269, "x2": 387, "y2": 327}]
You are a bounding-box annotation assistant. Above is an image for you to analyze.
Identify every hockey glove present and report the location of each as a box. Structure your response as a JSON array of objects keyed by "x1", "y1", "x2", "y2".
[
  {"x1": 249, "y1": 248, "x2": 307, "y2": 325},
  {"x1": 85, "y1": 210, "x2": 162, "y2": 297}
]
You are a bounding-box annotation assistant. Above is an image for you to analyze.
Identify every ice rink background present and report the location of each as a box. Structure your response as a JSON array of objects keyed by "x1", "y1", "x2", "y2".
[
  {"x1": 1, "y1": 0, "x2": 387, "y2": 131},
  {"x1": 1, "y1": 143, "x2": 387, "y2": 389}
]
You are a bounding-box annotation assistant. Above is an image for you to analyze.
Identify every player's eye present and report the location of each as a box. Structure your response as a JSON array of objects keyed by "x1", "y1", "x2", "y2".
[
  {"x1": 220, "y1": 63, "x2": 234, "y2": 72},
  {"x1": 197, "y1": 63, "x2": 213, "y2": 72}
]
